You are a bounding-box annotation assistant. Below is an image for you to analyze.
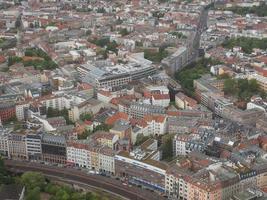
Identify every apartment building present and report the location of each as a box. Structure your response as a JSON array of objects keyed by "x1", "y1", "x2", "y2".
[
  {"x1": 90, "y1": 131, "x2": 119, "y2": 150},
  {"x1": 175, "y1": 92, "x2": 197, "y2": 110},
  {"x1": 15, "y1": 101, "x2": 30, "y2": 121},
  {"x1": 41, "y1": 134, "x2": 67, "y2": 164},
  {"x1": 68, "y1": 98, "x2": 104, "y2": 122},
  {"x1": 143, "y1": 115, "x2": 167, "y2": 136},
  {"x1": 7, "y1": 131, "x2": 27, "y2": 160},
  {"x1": 0, "y1": 102, "x2": 15, "y2": 122},
  {"x1": 0, "y1": 128, "x2": 10, "y2": 156},
  {"x1": 67, "y1": 141, "x2": 91, "y2": 168},
  {"x1": 26, "y1": 133, "x2": 42, "y2": 160}
]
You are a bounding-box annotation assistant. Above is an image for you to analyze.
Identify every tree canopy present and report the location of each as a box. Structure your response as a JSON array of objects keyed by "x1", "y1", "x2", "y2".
[
  {"x1": 144, "y1": 47, "x2": 168, "y2": 63},
  {"x1": 222, "y1": 3, "x2": 267, "y2": 17},
  {"x1": 224, "y1": 78, "x2": 265, "y2": 101},
  {"x1": 160, "y1": 134, "x2": 174, "y2": 161},
  {"x1": 0, "y1": 157, "x2": 13, "y2": 185},
  {"x1": 20, "y1": 172, "x2": 111, "y2": 200},
  {"x1": 175, "y1": 58, "x2": 220, "y2": 96},
  {"x1": 222, "y1": 37, "x2": 267, "y2": 54},
  {"x1": 47, "y1": 107, "x2": 73, "y2": 125}
]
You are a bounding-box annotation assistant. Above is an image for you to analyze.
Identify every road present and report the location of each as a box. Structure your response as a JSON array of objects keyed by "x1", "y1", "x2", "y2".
[{"x1": 5, "y1": 160, "x2": 166, "y2": 200}]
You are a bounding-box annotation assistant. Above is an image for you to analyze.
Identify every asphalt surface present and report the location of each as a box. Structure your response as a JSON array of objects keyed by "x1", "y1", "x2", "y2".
[{"x1": 5, "y1": 160, "x2": 166, "y2": 200}]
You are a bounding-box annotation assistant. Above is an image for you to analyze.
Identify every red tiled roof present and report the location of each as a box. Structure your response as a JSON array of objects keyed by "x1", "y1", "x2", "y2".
[
  {"x1": 98, "y1": 90, "x2": 112, "y2": 96},
  {"x1": 0, "y1": 55, "x2": 6, "y2": 63},
  {"x1": 152, "y1": 93, "x2": 170, "y2": 100},
  {"x1": 144, "y1": 114, "x2": 166, "y2": 123},
  {"x1": 78, "y1": 83, "x2": 93, "y2": 90},
  {"x1": 176, "y1": 92, "x2": 197, "y2": 106},
  {"x1": 84, "y1": 120, "x2": 93, "y2": 125},
  {"x1": 105, "y1": 112, "x2": 128, "y2": 126}
]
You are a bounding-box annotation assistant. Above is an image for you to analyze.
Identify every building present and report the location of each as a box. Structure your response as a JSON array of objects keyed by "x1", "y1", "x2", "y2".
[
  {"x1": 41, "y1": 134, "x2": 66, "y2": 164},
  {"x1": 175, "y1": 92, "x2": 197, "y2": 110},
  {"x1": 68, "y1": 98, "x2": 104, "y2": 122},
  {"x1": 151, "y1": 93, "x2": 170, "y2": 107},
  {"x1": 78, "y1": 54, "x2": 156, "y2": 89},
  {"x1": 173, "y1": 128, "x2": 214, "y2": 156},
  {"x1": 247, "y1": 96, "x2": 267, "y2": 112},
  {"x1": 91, "y1": 131, "x2": 119, "y2": 149},
  {"x1": 7, "y1": 131, "x2": 27, "y2": 160},
  {"x1": 109, "y1": 119, "x2": 131, "y2": 140},
  {"x1": 115, "y1": 139, "x2": 166, "y2": 192},
  {"x1": 161, "y1": 46, "x2": 189, "y2": 74},
  {"x1": 0, "y1": 128, "x2": 10, "y2": 156},
  {"x1": 249, "y1": 74, "x2": 267, "y2": 92},
  {"x1": 15, "y1": 101, "x2": 30, "y2": 121},
  {"x1": 67, "y1": 140, "x2": 116, "y2": 174},
  {"x1": 167, "y1": 116, "x2": 199, "y2": 134},
  {"x1": 26, "y1": 133, "x2": 42, "y2": 160},
  {"x1": 67, "y1": 141, "x2": 91, "y2": 168},
  {"x1": 0, "y1": 102, "x2": 15, "y2": 122},
  {"x1": 143, "y1": 115, "x2": 167, "y2": 136},
  {"x1": 165, "y1": 158, "x2": 241, "y2": 200},
  {"x1": 119, "y1": 102, "x2": 165, "y2": 119}
]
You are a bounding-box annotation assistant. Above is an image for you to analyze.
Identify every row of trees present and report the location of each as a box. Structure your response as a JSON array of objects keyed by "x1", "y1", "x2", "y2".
[
  {"x1": 175, "y1": 58, "x2": 221, "y2": 96},
  {"x1": 7, "y1": 48, "x2": 58, "y2": 70},
  {"x1": 222, "y1": 37, "x2": 267, "y2": 54},
  {"x1": 144, "y1": 47, "x2": 169, "y2": 63},
  {"x1": 223, "y1": 3, "x2": 267, "y2": 17},
  {"x1": 47, "y1": 107, "x2": 73, "y2": 125},
  {"x1": 134, "y1": 134, "x2": 174, "y2": 161},
  {"x1": 0, "y1": 157, "x2": 14, "y2": 185},
  {"x1": 78, "y1": 124, "x2": 112, "y2": 140},
  {"x1": 89, "y1": 37, "x2": 119, "y2": 57},
  {"x1": 224, "y1": 78, "x2": 266, "y2": 101},
  {"x1": 169, "y1": 31, "x2": 187, "y2": 39},
  {"x1": 0, "y1": 38, "x2": 17, "y2": 51},
  {"x1": 20, "y1": 172, "x2": 109, "y2": 200}
]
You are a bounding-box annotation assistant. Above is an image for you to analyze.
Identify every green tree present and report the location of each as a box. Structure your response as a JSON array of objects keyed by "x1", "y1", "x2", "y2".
[
  {"x1": 175, "y1": 58, "x2": 217, "y2": 96},
  {"x1": 223, "y1": 3, "x2": 267, "y2": 17},
  {"x1": 119, "y1": 28, "x2": 129, "y2": 36},
  {"x1": 222, "y1": 37, "x2": 267, "y2": 54},
  {"x1": 25, "y1": 187, "x2": 41, "y2": 200},
  {"x1": 160, "y1": 134, "x2": 174, "y2": 161},
  {"x1": 106, "y1": 41, "x2": 118, "y2": 53},
  {"x1": 93, "y1": 124, "x2": 112, "y2": 132},
  {"x1": 21, "y1": 172, "x2": 46, "y2": 191},
  {"x1": 44, "y1": 183, "x2": 60, "y2": 195},
  {"x1": 144, "y1": 47, "x2": 169, "y2": 63},
  {"x1": 78, "y1": 129, "x2": 93, "y2": 140},
  {"x1": 224, "y1": 78, "x2": 238, "y2": 95},
  {"x1": 0, "y1": 157, "x2": 13, "y2": 184},
  {"x1": 96, "y1": 7, "x2": 106, "y2": 13},
  {"x1": 135, "y1": 134, "x2": 150, "y2": 146},
  {"x1": 86, "y1": 30, "x2": 92, "y2": 36},
  {"x1": 8, "y1": 56, "x2": 22, "y2": 66},
  {"x1": 80, "y1": 113, "x2": 93, "y2": 121}
]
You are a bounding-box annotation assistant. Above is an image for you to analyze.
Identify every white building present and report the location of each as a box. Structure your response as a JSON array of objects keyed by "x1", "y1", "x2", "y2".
[
  {"x1": 67, "y1": 142, "x2": 91, "y2": 168},
  {"x1": 99, "y1": 147, "x2": 115, "y2": 174},
  {"x1": 68, "y1": 98, "x2": 104, "y2": 122},
  {"x1": 25, "y1": 134, "x2": 42, "y2": 160},
  {"x1": 173, "y1": 134, "x2": 188, "y2": 156},
  {"x1": 144, "y1": 115, "x2": 167, "y2": 136},
  {"x1": 97, "y1": 90, "x2": 114, "y2": 104},
  {"x1": 16, "y1": 102, "x2": 30, "y2": 121},
  {"x1": 0, "y1": 128, "x2": 10, "y2": 156},
  {"x1": 247, "y1": 97, "x2": 267, "y2": 112},
  {"x1": 151, "y1": 94, "x2": 170, "y2": 107}
]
